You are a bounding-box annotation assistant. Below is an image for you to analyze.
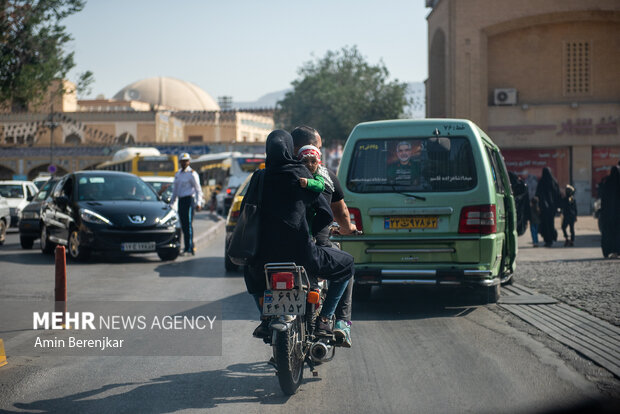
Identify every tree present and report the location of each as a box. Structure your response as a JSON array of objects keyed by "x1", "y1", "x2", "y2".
[
  {"x1": 0, "y1": 0, "x2": 93, "y2": 112},
  {"x1": 275, "y1": 46, "x2": 409, "y2": 145}
]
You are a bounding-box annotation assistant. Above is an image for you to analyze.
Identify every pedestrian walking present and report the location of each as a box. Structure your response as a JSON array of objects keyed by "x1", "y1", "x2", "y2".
[
  {"x1": 599, "y1": 165, "x2": 620, "y2": 258},
  {"x1": 530, "y1": 196, "x2": 541, "y2": 247},
  {"x1": 560, "y1": 185, "x2": 577, "y2": 247},
  {"x1": 535, "y1": 167, "x2": 561, "y2": 247},
  {"x1": 170, "y1": 153, "x2": 203, "y2": 256}
]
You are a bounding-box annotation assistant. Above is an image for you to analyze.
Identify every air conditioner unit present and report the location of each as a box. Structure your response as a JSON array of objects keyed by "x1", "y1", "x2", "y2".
[{"x1": 494, "y1": 88, "x2": 517, "y2": 105}]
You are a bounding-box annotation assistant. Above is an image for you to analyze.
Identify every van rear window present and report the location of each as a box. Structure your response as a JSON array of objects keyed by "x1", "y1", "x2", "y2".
[{"x1": 346, "y1": 137, "x2": 477, "y2": 193}]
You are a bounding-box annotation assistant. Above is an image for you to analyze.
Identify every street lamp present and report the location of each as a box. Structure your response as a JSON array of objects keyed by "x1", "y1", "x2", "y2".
[{"x1": 46, "y1": 106, "x2": 58, "y2": 176}]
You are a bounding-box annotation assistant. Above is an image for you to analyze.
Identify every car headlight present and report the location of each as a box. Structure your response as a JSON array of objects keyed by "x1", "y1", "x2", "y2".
[
  {"x1": 80, "y1": 208, "x2": 113, "y2": 226},
  {"x1": 158, "y1": 209, "x2": 178, "y2": 227},
  {"x1": 21, "y1": 211, "x2": 39, "y2": 219}
]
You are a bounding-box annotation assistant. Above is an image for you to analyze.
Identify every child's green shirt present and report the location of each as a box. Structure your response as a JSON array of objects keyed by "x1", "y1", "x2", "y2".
[
  {"x1": 306, "y1": 173, "x2": 325, "y2": 193},
  {"x1": 303, "y1": 173, "x2": 325, "y2": 235}
]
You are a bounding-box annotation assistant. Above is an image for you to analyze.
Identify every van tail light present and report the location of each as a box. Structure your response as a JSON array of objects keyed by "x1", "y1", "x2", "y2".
[
  {"x1": 349, "y1": 207, "x2": 363, "y2": 232},
  {"x1": 271, "y1": 272, "x2": 295, "y2": 290},
  {"x1": 459, "y1": 205, "x2": 497, "y2": 234},
  {"x1": 230, "y1": 210, "x2": 240, "y2": 220}
]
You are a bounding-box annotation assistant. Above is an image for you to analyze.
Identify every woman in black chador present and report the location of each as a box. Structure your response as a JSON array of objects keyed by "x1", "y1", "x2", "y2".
[
  {"x1": 599, "y1": 165, "x2": 620, "y2": 258},
  {"x1": 243, "y1": 130, "x2": 354, "y2": 337},
  {"x1": 535, "y1": 167, "x2": 561, "y2": 247}
]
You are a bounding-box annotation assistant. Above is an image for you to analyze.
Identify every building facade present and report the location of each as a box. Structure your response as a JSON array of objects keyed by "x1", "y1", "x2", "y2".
[
  {"x1": 426, "y1": 0, "x2": 620, "y2": 212},
  {"x1": 0, "y1": 77, "x2": 274, "y2": 179}
]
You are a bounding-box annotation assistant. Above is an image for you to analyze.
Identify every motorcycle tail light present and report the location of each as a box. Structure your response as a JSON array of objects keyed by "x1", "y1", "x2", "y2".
[
  {"x1": 271, "y1": 272, "x2": 294, "y2": 290},
  {"x1": 307, "y1": 290, "x2": 320, "y2": 304}
]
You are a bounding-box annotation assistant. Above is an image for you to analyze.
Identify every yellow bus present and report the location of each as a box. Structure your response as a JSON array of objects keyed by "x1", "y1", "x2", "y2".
[
  {"x1": 96, "y1": 147, "x2": 178, "y2": 177},
  {"x1": 192, "y1": 152, "x2": 265, "y2": 214}
]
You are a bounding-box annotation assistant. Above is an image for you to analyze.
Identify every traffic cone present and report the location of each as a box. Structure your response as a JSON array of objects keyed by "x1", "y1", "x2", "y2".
[{"x1": 0, "y1": 339, "x2": 7, "y2": 367}]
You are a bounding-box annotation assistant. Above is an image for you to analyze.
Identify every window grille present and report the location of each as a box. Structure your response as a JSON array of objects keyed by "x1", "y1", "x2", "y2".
[{"x1": 564, "y1": 41, "x2": 591, "y2": 95}]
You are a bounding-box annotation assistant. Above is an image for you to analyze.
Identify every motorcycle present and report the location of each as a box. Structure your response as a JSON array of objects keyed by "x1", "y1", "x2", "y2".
[{"x1": 261, "y1": 262, "x2": 336, "y2": 395}]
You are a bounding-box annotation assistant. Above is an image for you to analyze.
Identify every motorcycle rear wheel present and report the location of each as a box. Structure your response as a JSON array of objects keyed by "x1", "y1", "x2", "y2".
[{"x1": 274, "y1": 317, "x2": 305, "y2": 395}]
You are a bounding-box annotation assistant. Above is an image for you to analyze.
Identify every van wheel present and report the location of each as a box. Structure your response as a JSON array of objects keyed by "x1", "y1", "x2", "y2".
[
  {"x1": 68, "y1": 228, "x2": 90, "y2": 261},
  {"x1": 353, "y1": 284, "x2": 372, "y2": 301},
  {"x1": 480, "y1": 284, "x2": 501, "y2": 304},
  {"x1": 0, "y1": 219, "x2": 6, "y2": 245}
]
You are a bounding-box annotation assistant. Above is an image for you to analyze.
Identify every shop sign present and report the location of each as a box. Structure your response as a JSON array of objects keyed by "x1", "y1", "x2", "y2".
[{"x1": 557, "y1": 117, "x2": 618, "y2": 136}]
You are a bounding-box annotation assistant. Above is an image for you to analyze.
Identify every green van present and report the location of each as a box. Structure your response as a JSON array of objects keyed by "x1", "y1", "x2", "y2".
[{"x1": 334, "y1": 119, "x2": 517, "y2": 303}]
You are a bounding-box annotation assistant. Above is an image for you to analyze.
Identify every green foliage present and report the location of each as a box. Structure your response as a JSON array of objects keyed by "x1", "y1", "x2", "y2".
[
  {"x1": 275, "y1": 46, "x2": 410, "y2": 145},
  {"x1": 0, "y1": 0, "x2": 93, "y2": 111}
]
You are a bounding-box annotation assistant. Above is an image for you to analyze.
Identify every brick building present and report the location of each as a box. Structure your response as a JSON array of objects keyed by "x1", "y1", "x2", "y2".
[{"x1": 425, "y1": 0, "x2": 620, "y2": 212}]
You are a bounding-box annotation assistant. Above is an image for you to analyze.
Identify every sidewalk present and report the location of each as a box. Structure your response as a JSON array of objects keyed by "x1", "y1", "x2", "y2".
[
  {"x1": 513, "y1": 214, "x2": 619, "y2": 327},
  {"x1": 517, "y1": 215, "x2": 603, "y2": 262}
]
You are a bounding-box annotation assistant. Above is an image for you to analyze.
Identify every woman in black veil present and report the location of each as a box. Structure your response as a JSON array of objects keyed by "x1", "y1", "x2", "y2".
[
  {"x1": 535, "y1": 167, "x2": 561, "y2": 247},
  {"x1": 599, "y1": 165, "x2": 620, "y2": 258},
  {"x1": 243, "y1": 130, "x2": 354, "y2": 337}
]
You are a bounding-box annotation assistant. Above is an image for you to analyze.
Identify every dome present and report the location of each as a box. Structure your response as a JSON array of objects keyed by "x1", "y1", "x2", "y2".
[{"x1": 113, "y1": 77, "x2": 220, "y2": 111}]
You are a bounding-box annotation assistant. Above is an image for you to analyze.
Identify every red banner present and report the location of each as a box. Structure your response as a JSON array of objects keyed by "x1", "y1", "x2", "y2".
[
  {"x1": 501, "y1": 148, "x2": 570, "y2": 198},
  {"x1": 592, "y1": 146, "x2": 620, "y2": 197}
]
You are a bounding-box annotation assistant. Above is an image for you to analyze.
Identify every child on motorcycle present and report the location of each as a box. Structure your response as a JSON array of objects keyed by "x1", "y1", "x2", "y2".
[{"x1": 298, "y1": 145, "x2": 325, "y2": 236}]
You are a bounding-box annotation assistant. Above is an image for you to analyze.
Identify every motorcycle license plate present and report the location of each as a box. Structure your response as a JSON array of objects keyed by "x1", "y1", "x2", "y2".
[{"x1": 262, "y1": 289, "x2": 306, "y2": 316}]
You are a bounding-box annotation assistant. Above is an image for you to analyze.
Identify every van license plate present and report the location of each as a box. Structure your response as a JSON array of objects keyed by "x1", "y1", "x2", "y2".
[
  {"x1": 262, "y1": 289, "x2": 306, "y2": 316},
  {"x1": 121, "y1": 241, "x2": 156, "y2": 252},
  {"x1": 385, "y1": 216, "x2": 438, "y2": 229}
]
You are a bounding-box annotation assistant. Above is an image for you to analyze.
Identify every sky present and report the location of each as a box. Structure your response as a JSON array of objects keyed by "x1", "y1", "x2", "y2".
[{"x1": 64, "y1": 0, "x2": 430, "y2": 102}]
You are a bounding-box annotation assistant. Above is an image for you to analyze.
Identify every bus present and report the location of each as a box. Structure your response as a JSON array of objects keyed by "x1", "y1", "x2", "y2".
[
  {"x1": 96, "y1": 147, "x2": 178, "y2": 177},
  {"x1": 192, "y1": 152, "x2": 265, "y2": 215}
]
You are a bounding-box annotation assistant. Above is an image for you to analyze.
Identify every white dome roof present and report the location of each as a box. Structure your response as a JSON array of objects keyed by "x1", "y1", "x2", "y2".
[{"x1": 113, "y1": 77, "x2": 220, "y2": 111}]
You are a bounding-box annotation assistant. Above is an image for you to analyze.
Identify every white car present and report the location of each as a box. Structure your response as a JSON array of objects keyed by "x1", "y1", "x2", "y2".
[
  {"x1": 0, "y1": 180, "x2": 39, "y2": 228},
  {"x1": 33, "y1": 174, "x2": 52, "y2": 190},
  {"x1": 0, "y1": 194, "x2": 10, "y2": 244},
  {"x1": 140, "y1": 176, "x2": 177, "y2": 210}
]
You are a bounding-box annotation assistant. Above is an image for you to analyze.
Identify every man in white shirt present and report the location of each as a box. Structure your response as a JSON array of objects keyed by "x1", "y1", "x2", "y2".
[{"x1": 170, "y1": 153, "x2": 203, "y2": 255}]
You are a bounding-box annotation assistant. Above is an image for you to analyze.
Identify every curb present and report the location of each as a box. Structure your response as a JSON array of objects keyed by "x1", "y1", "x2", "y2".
[
  {"x1": 195, "y1": 213, "x2": 226, "y2": 248},
  {"x1": 0, "y1": 339, "x2": 7, "y2": 367}
]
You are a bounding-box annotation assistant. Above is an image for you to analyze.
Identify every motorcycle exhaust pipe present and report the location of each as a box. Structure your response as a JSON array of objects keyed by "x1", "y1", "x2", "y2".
[{"x1": 310, "y1": 342, "x2": 332, "y2": 362}]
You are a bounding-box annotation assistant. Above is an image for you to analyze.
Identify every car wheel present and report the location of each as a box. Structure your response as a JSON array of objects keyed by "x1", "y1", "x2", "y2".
[
  {"x1": 224, "y1": 253, "x2": 238, "y2": 272},
  {"x1": 352, "y1": 283, "x2": 372, "y2": 301},
  {"x1": 157, "y1": 249, "x2": 179, "y2": 261},
  {"x1": 224, "y1": 241, "x2": 238, "y2": 271},
  {"x1": 68, "y1": 228, "x2": 90, "y2": 261},
  {"x1": 0, "y1": 219, "x2": 6, "y2": 245},
  {"x1": 40, "y1": 224, "x2": 55, "y2": 254},
  {"x1": 20, "y1": 236, "x2": 34, "y2": 249}
]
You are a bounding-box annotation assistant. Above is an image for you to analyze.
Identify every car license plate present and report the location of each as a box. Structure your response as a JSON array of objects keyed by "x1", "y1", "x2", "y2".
[
  {"x1": 121, "y1": 241, "x2": 156, "y2": 252},
  {"x1": 262, "y1": 289, "x2": 306, "y2": 316},
  {"x1": 385, "y1": 216, "x2": 438, "y2": 229}
]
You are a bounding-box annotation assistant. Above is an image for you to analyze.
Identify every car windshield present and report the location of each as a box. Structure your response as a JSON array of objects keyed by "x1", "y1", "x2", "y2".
[
  {"x1": 145, "y1": 181, "x2": 173, "y2": 200},
  {"x1": 346, "y1": 137, "x2": 477, "y2": 193},
  {"x1": 35, "y1": 180, "x2": 58, "y2": 201},
  {"x1": 0, "y1": 184, "x2": 24, "y2": 198},
  {"x1": 77, "y1": 175, "x2": 158, "y2": 201}
]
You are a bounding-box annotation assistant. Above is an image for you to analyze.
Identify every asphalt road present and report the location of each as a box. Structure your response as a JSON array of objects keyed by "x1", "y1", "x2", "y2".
[{"x1": 0, "y1": 213, "x2": 615, "y2": 413}]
